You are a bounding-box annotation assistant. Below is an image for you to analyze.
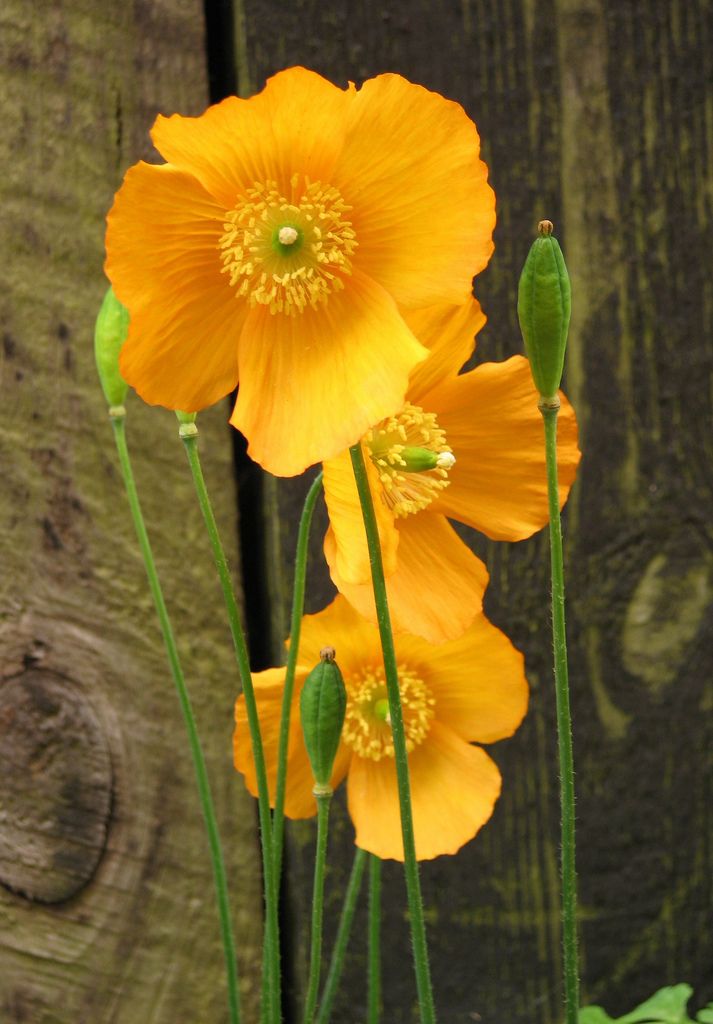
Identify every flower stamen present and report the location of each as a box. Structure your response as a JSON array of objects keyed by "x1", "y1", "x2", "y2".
[
  {"x1": 342, "y1": 664, "x2": 435, "y2": 760},
  {"x1": 365, "y1": 402, "x2": 454, "y2": 517},
  {"x1": 219, "y1": 178, "x2": 357, "y2": 316}
]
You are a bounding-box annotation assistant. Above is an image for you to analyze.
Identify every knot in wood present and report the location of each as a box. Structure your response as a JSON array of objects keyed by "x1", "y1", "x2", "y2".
[{"x1": 0, "y1": 670, "x2": 113, "y2": 903}]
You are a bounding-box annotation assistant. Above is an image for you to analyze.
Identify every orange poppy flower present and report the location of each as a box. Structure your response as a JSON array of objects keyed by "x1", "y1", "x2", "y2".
[
  {"x1": 322, "y1": 299, "x2": 581, "y2": 644},
  {"x1": 233, "y1": 595, "x2": 528, "y2": 861},
  {"x1": 105, "y1": 67, "x2": 496, "y2": 476}
]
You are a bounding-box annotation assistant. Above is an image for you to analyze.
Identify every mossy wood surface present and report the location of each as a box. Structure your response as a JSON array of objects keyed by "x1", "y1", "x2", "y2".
[
  {"x1": 239, "y1": 2, "x2": 713, "y2": 1022},
  {"x1": 0, "y1": 1, "x2": 262, "y2": 1021}
]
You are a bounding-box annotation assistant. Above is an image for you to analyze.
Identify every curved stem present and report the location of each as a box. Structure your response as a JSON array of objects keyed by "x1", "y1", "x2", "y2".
[
  {"x1": 541, "y1": 405, "x2": 579, "y2": 1024},
  {"x1": 315, "y1": 848, "x2": 367, "y2": 1024},
  {"x1": 367, "y1": 855, "x2": 382, "y2": 1024},
  {"x1": 303, "y1": 792, "x2": 332, "y2": 1024},
  {"x1": 273, "y1": 471, "x2": 324, "y2": 881},
  {"x1": 111, "y1": 416, "x2": 241, "y2": 1024},
  {"x1": 349, "y1": 442, "x2": 436, "y2": 1024},
  {"x1": 181, "y1": 432, "x2": 281, "y2": 1024}
]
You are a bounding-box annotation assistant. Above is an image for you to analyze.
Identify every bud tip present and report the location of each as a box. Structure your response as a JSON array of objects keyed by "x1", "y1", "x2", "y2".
[
  {"x1": 538, "y1": 219, "x2": 554, "y2": 236},
  {"x1": 320, "y1": 646, "x2": 336, "y2": 662}
]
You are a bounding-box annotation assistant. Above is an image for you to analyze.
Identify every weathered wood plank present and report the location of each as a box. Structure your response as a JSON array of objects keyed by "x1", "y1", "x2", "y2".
[
  {"x1": 0, "y1": 1, "x2": 262, "y2": 1020},
  {"x1": 237, "y1": 1, "x2": 713, "y2": 1020},
  {"x1": 558, "y1": 0, "x2": 713, "y2": 1012}
]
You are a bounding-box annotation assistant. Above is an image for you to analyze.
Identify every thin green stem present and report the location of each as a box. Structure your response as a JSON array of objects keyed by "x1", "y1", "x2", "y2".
[
  {"x1": 541, "y1": 403, "x2": 579, "y2": 1024},
  {"x1": 111, "y1": 415, "x2": 241, "y2": 1024},
  {"x1": 315, "y1": 848, "x2": 367, "y2": 1024},
  {"x1": 181, "y1": 431, "x2": 281, "y2": 1024},
  {"x1": 367, "y1": 855, "x2": 382, "y2": 1024},
  {"x1": 349, "y1": 442, "x2": 436, "y2": 1024},
  {"x1": 273, "y1": 471, "x2": 324, "y2": 881},
  {"x1": 303, "y1": 792, "x2": 332, "y2": 1024}
]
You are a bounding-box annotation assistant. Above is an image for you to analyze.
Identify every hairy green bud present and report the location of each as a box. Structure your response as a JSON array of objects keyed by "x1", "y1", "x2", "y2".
[
  {"x1": 517, "y1": 220, "x2": 571, "y2": 402},
  {"x1": 94, "y1": 286, "x2": 130, "y2": 408},
  {"x1": 300, "y1": 647, "x2": 347, "y2": 791}
]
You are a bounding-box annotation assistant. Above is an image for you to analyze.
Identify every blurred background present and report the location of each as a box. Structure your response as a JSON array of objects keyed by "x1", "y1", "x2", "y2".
[{"x1": 1, "y1": 1, "x2": 711, "y2": 1021}]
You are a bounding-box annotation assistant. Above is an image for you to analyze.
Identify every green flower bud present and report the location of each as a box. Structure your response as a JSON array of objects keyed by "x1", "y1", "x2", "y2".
[
  {"x1": 517, "y1": 220, "x2": 571, "y2": 403},
  {"x1": 94, "y1": 286, "x2": 130, "y2": 408},
  {"x1": 300, "y1": 646, "x2": 347, "y2": 792}
]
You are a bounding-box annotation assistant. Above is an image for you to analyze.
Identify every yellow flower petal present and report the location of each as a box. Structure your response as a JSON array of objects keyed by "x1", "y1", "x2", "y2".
[
  {"x1": 347, "y1": 722, "x2": 502, "y2": 861},
  {"x1": 324, "y1": 513, "x2": 489, "y2": 644},
  {"x1": 393, "y1": 617, "x2": 528, "y2": 744},
  {"x1": 151, "y1": 67, "x2": 353, "y2": 206},
  {"x1": 333, "y1": 74, "x2": 495, "y2": 308},
  {"x1": 403, "y1": 298, "x2": 486, "y2": 404},
  {"x1": 428, "y1": 356, "x2": 581, "y2": 540},
  {"x1": 231, "y1": 271, "x2": 427, "y2": 476},
  {"x1": 106, "y1": 162, "x2": 243, "y2": 410},
  {"x1": 322, "y1": 446, "x2": 399, "y2": 585},
  {"x1": 292, "y1": 594, "x2": 383, "y2": 677}
]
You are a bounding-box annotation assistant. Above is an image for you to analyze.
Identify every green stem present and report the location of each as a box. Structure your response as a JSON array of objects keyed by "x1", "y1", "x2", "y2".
[
  {"x1": 303, "y1": 791, "x2": 332, "y2": 1024},
  {"x1": 367, "y1": 855, "x2": 382, "y2": 1024},
  {"x1": 541, "y1": 403, "x2": 579, "y2": 1024},
  {"x1": 315, "y1": 848, "x2": 367, "y2": 1024},
  {"x1": 349, "y1": 443, "x2": 436, "y2": 1024},
  {"x1": 111, "y1": 415, "x2": 241, "y2": 1024},
  {"x1": 181, "y1": 431, "x2": 281, "y2": 1024},
  {"x1": 273, "y1": 471, "x2": 324, "y2": 881}
]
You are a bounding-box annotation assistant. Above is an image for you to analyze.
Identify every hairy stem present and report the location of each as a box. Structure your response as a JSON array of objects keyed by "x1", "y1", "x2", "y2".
[
  {"x1": 349, "y1": 442, "x2": 436, "y2": 1024},
  {"x1": 303, "y1": 792, "x2": 332, "y2": 1024},
  {"x1": 111, "y1": 416, "x2": 241, "y2": 1024},
  {"x1": 182, "y1": 431, "x2": 281, "y2": 1024},
  {"x1": 273, "y1": 471, "x2": 324, "y2": 881},
  {"x1": 315, "y1": 848, "x2": 367, "y2": 1024},
  {"x1": 541, "y1": 403, "x2": 580, "y2": 1024},
  {"x1": 367, "y1": 855, "x2": 382, "y2": 1024}
]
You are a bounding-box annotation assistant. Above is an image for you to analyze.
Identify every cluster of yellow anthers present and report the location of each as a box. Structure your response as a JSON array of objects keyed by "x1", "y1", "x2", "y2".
[
  {"x1": 365, "y1": 402, "x2": 454, "y2": 518},
  {"x1": 220, "y1": 177, "x2": 357, "y2": 315},
  {"x1": 341, "y1": 664, "x2": 436, "y2": 760},
  {"x1": 106, "y1": 66, "x2": 580, "y2": 861}
]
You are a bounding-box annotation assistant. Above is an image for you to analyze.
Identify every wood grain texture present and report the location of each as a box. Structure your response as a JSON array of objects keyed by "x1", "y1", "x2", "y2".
[
  {"x1": 235, "y1": 1, "x2": 713, "y2": 1021},
  {"x1": 0, "y1": 0, "x2": 262, "y2": 1020}
]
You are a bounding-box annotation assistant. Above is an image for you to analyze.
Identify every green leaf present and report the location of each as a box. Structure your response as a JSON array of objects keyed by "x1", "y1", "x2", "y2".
[
  {"x1": 619, "y1": 984, "x2": 694, "y2": 1023},
  {"x1": 579, "y1": 985, "x2": 696, "y2": 1024},
  {"x1": 579, "y1": 1008, "x2": 616, "y2": 1023},
  {"x1": 696, "y1": 1005, "x2": 713, "y2": 1023}
]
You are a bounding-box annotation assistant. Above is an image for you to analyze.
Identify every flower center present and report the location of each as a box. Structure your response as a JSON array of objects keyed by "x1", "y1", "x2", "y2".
[
  {"x1": 342, "y1": 664, "x2": 435, "y2": 761},
  {"x1": 219, "y1": 175, "x2": 357, "y2": 316},
  {"x1": 365, "y1": 402, "x2": 454, "y2": 518}
]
